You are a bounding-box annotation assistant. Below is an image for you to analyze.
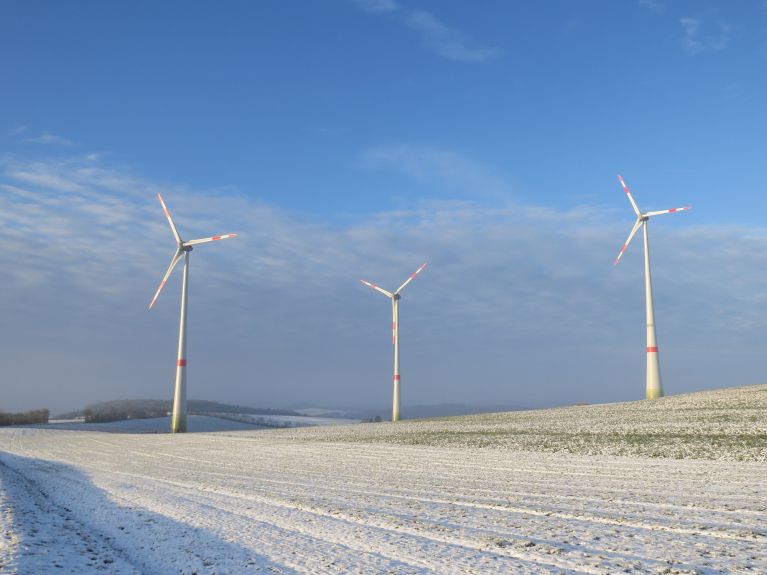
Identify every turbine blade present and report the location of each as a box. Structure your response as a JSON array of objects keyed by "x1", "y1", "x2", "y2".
[
  {"x1": 395, "y1": 262, "x2": 427, "y2": 294},
  {"x1": 645, "y1": 206, "x2": 692, "y2": 217},
  {"x1": 157, "y1": 193, "x2": 182, "y2": 245},
  {"x1": 149, "y1": 250, "x2": 184, "y2": 309},
  {"x1": 617, "y1": 175, "x2": 641, "y2": 216},
  {"x1": 614, "y1": 219, "x2": 643, "y2": 266},
  {"x1": 360, "y1": 279, "x2": 393, "y2": 298},
  {"x1": 184, "y1": 233, "x2": 238, "y2": 246}
]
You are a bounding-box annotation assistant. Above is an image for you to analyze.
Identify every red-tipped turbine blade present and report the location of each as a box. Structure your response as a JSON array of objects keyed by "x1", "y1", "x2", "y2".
[
  {"x1": 157, "y1": 193, "x2": 182, "y2": 245},
  {"x1": 149, "y1": 250, "x2": 184, "y2": 309},
  {"x1": 614, "y1": 219, "x2": 643, "y2": 266},
  {"x1": 360, "y1": 279, "x2": 393, "y2": 298},
  {"x1": 395, "y1": 262, "x2": 427, "y2": 294},
  {"x1": 645, "y1": 206, "x2": 692, "y2": 217},
  {"x1": 617, "y1": 175, "x2": 641, "y2": 217},
  {"x1": 184, "y1": 233, "x2": 238, "y2": 246}
]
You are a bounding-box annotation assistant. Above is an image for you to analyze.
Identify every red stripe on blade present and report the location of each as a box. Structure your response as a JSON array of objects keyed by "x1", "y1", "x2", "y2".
[
  {"x1": 177, "y1": 359, "x2": 187, "y2": 366},
  {"x1": 646, "y1": 347, "x2": 658, "y2": 353},
  {"x1": 393, "y1": 375, "x2": 400, "y2": 381}
]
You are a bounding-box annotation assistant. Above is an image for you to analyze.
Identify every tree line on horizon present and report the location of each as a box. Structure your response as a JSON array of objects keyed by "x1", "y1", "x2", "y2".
[
  {"x1": 60, "y1": 399, "x2": 300, "y2": 423},
  {"x1": 0, "y1": 409, "x2": 50, "y2": 426}
]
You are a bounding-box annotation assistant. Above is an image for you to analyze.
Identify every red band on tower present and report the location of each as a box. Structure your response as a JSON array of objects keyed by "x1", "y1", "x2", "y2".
[{"x1": 646, "y1": 347, "x2": 658, "y2": 353}]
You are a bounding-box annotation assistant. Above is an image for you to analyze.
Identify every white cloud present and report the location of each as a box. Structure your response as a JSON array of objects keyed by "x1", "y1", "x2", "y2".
[
  {"x1": 680, "y1": 16, "x2": 733, "y2": 54},
  {"x1": 22, "y1": 132, "x2": 76, "y2": 146},
  {"x1": 353, "y1": 1, "x2": 500, "y2": 62},
  {"x1": 403, "y1": 10, "x2": 501, "y2": 62},
  {"x1": 1, "y1": 151, "x2": 765, "y2": 415},
  {"x1": 360, "y1": 144, "x2": 510, "y2": 198},
  {"x1": 352, "y1": 0, "x2": 398, "y2": 14},
  {"x1": 638, "y1": 0, "x2": 665, "y2": 14}
]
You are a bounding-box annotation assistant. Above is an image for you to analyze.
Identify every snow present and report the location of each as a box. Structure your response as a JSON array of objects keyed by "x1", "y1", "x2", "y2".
[
  {"x1": 1, "y1": 385, "x2": 766, "y2": 574},
  {"x1": 281, "y1": 384, "x2": 767, "y2": 461}
]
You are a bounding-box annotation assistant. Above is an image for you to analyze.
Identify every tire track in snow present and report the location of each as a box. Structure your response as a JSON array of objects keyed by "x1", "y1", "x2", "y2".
[
  {"x1": 75, "y1": 436, "x2": 766, "y2": 546},
  {"x1": 0, "y1": 456, "x2": 141, "y2": 575},
  {"x1": 62, "y1": 441, "x2": 765, "y2": 574}
]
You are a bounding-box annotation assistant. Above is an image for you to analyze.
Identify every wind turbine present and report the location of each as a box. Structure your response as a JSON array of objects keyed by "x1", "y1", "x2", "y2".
[
  {"x1": 361, "y1": 263, "x2": 427, "y2": 422},
  {"x1": 613, "y1": 175, "x2": 691, "y2": 400},
  {"x1": 149, "y1": 193, "x2": 237, "y2": 433}
]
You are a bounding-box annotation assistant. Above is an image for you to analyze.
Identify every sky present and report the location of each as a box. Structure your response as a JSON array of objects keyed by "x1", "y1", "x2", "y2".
[{"x1": 2, "y1": 0, "x2": 767, "y2": 414}]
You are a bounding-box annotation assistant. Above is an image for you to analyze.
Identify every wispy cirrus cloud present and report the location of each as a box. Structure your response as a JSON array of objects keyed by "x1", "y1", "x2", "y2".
[
  {"x1": 10, "y1": 126, "x2": 76, "y2": 146},
  {"x1": 353, "y1": 0, "x2": 397, "y2": 14},
  {"x1": 680, "y1": 15, "x2": 734, "y2": 54},
  {"x1": 360, "y1": 144, "x2": 510, "y2": 199},
  {"x1": 403, "y1": 10, "x2": 500, "y2": 62},
  {"x1": 353, "y1": 0, "x2": 500, "y2": 62},
  {"x1": 3, "y1": 148, "x2": 767, "y2": 415},
  {"x1": 638, "y1": 0, "x2": 665, "y2": 14},
  {"x1": 22, "y1": 132, "x2": 76, "y2": 146}
]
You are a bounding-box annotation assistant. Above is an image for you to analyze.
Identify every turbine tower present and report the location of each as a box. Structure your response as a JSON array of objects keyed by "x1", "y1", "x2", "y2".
[
  {"x1": 361, "y1": 263, "x2": 427, "y2": 422},
  {"x1": 613, "y1": 175, "x2": 690, "y2": 400},
  {"x1": 149, "y1": 193, "x2": 237, "y2": 433}
]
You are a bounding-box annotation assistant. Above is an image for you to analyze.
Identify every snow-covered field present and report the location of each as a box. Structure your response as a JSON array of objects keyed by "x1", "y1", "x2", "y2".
[{"x1": 1, "y1": 385, "x2": 765, "y2": 574}]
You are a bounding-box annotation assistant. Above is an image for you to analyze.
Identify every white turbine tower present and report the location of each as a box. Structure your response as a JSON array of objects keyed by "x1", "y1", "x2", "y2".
[
  {"x1": 149, "y1": 193, "x2": 237, "y2": 433},
  {"x1": 361, "y1": 263, "x2": 427, "y2": 422},
  {"x1": 613, "y1": 175, "x2": 691, "y2": 400}
]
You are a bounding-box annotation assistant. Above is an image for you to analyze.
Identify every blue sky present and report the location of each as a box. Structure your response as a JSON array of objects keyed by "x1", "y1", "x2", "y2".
[{"x1": 2, "y1": 1, "x2": 767, "y2": 413}]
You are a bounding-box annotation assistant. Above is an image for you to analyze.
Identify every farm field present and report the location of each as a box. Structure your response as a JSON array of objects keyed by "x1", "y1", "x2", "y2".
[{"x1": 1, "y1": 385, "x2": 766, "y2": 574}]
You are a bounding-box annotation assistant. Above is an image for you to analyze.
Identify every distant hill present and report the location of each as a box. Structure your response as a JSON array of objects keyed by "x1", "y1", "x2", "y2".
[
  {"x1": 0, "y1": 409, "x2": 50, "y2": 426},
  {"x1": 56, "y1": 399, "x2": 299, "y2": 423}
]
